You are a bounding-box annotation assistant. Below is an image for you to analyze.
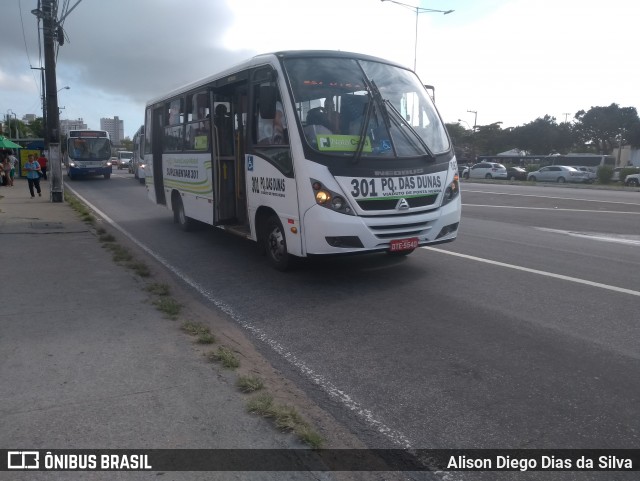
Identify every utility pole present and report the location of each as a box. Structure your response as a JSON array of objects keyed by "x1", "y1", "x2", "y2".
[{"x1": 42, "y1": 0, "x2": 63, "y2": 202}]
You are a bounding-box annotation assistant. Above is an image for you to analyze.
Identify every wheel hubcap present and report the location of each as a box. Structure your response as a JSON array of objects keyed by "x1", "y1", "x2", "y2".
[{"x1": 268, "y1": 228, "x2": 284, "y2": 260}]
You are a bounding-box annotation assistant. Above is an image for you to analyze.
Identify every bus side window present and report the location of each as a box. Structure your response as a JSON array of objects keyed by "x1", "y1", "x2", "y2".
[
  {"x1": 254, "y1": 84, "x2": 288, "y2": 146},
  {"x1": 185, "y1": 91, "x2": 211, "y2": 151}
]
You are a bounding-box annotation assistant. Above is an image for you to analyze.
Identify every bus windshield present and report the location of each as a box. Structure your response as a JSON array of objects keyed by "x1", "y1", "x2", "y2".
[
  {"x1": 68, "y1": 138, "x2": 111, "y2": 160},
  {"x1": 283, "y1": 56, "x2": 450, "y2": 160}
]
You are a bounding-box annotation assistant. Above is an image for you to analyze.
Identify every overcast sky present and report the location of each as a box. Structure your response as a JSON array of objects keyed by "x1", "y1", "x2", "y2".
[{"x1": 1, "y1": 0, "x2": 637, "y2": 139}]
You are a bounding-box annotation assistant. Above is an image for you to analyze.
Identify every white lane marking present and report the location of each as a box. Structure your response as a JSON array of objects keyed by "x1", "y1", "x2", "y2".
[
  {"x1": 423, "y1": 247, "x2": 640, "y2": 298},
  {"x1": 535, "y1": 228, "x2": 640, "y2": 246},
  {"x1": 462, "y1": 204, "x2": 640, "y2": 215},
  {"x1": 463, "y1": 189, "x2": 640, "y2": 206},
  {"x1": 68, "y1": 187, "x2": 414, "y2": 450}
]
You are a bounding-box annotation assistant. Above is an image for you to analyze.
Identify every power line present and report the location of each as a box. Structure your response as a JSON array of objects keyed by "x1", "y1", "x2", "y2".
[{"x1": 18, "y1": 0, "x2": 41, "y2": 94}]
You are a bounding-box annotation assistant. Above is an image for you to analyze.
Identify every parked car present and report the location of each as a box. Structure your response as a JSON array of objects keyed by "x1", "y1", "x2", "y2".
[
  {"x1": 458, "y1": 164, "x2": 470, "y2": 177},
  {"x1": 612, "y1": 166, "x2": 640, "y2": 182},
  {"x1": 573, "y1": 166, "x2": 597, "y2": 183},
  {"x1": 463, "y1": 162, "x2": 508, "y2": 180},
  {"x1": 527, "y1": 165, "x2": 589, "y2": 183},
  {"x1": 506, "y1": 166, "x2": 527, "y2": 181},
  {"x1": 625, "y1": 173, "x2": 640, "y2": 187}
]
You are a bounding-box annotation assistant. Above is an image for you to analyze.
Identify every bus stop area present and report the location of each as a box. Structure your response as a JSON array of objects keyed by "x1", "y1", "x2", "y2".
[{"x1": 0, "y1": 179, "x2": 346, "y2": 480}]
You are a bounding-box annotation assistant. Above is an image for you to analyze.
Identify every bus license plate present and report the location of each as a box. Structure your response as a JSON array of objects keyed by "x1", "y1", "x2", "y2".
[{"x1": 389, "y1": 237, "x2": 419, "y2": 252}]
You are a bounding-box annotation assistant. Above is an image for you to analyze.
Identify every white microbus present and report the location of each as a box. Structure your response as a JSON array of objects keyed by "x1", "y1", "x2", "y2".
[
  {"x1": 66, "y1": 129, "x2": 113, "y2": 180},
  {"x1": 144, "y1": 50, "x2": 461, "y2": 270},
  {"x1": 131, "y1": 125, "x2": 146, "y2": 182}
]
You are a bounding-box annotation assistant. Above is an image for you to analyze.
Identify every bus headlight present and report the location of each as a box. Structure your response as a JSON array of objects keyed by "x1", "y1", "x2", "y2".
[
  {"x1": 441, "y1": 174, "x2": 460, "y2": 206},
  {"x1": 315, "y1": 190, "x2": 330, "y2": 205},
  {"x1": 311, "y1": 179, "x2": 354, "y2": 215}
]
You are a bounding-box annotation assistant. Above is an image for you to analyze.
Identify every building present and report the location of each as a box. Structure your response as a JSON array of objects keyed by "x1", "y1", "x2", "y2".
[
  {"x1": 22, "y1": 114, "x2": 38, "y2": 123},
  {"x1": 60, "y1": 118, "x2": 88, "y2": 137},
  {"x1": 100, "y1": 116, "x2": 124, "y2": 146}
]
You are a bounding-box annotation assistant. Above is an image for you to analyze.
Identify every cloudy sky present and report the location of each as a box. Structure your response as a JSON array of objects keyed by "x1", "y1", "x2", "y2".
[{"x1": 1, "y1": 0, "x2": 637, "y2": 139}]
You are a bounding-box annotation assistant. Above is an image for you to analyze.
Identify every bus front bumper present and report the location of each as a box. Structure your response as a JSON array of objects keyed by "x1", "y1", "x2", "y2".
[{"x1": 302, "y1": 198, "x2": 461, "y2": 255}]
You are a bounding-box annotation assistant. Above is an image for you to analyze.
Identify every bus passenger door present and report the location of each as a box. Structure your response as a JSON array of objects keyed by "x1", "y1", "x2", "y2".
[
  {"x1": 152, "y1": 107, "x2": 166, "y2": 205},
  {"x1": 212, "y1": 88, "x2": 248, "y2": 226}
]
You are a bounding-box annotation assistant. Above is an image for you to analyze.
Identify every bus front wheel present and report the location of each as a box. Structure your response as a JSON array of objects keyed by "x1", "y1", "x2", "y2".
[{"x1": 263, "y1": 215, "x2": 290, "y2": 271}]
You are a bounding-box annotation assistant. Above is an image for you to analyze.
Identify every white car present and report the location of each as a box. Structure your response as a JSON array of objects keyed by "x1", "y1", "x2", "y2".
[
  {"x1": 527, "y1": 165, "x2": 589, "y2": 183},
  {"x1": 573, "y1": 166, "x2": 597, "y2": 183},
  {"x1": 463, "y1": 162, "x2": 508, "y2": 180},
  {"x1": 625, "y1": 173, "x2": 640, "y2": 187}
]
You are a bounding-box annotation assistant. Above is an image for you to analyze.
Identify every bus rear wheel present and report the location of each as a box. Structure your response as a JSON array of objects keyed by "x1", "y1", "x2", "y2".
[
  {"x1": 263, "y1": 215, "x2": 290, "y2": 271},
  {"x1": 173, "y1": 195, "x2": 194, "y2": 231}
]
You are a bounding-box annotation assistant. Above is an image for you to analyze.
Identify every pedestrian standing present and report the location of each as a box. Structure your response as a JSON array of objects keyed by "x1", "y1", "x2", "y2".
[
  {"x1": 24, "y1": 154, "x2": 42, "y2": 197},
  {"x1": 37, "y1": 152, "x2": 48, "y2": 180},
  {"x1": 1, "y1": 155, "x2": 10, "y2": 186},
  {"x1": 7, "y1": 151, "x2": 18, "y2": 186}
]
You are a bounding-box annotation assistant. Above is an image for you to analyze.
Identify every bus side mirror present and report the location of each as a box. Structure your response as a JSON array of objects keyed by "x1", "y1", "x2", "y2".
[
  {"x1": 259, "y1": 85, "x2": 277, "y2": 119},
  {"x1": 424, "y1": 84, "x2": 435, "y2": 103}
]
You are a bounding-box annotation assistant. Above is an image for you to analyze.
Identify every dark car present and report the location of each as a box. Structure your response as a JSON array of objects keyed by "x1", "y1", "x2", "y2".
[{"x1": 506, "y1": 166, "x2": 527, "y2": 181}]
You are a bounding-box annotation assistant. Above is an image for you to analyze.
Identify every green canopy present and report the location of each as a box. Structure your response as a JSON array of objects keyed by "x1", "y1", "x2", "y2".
[{"x1": 0, "y1": 136, "x2": 23, "y2": 149}]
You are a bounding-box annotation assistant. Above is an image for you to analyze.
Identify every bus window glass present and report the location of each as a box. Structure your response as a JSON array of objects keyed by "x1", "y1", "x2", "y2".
[
  {"x1": 185, "y1": 91, "x2": 211, "y2": 151},
  {"x1": 164, "y1": 125, "x2": 184, "y2": 152},
  {"x1": 185, "y1": 121, "x2": 210, "y2": 151},
  {"x1": 68, "y1": 137, "x2": 111, "y2": 160},
  {"x1": 188, "y1": 92, "x2": 210, "y2": 122},
  {"x1": 284, "y1": 56, "x2": 450, "y2": 159},
  {"x1": 254, "y1": 84, "x2": 288, "y2": 146},
  {"x1": 252, "y1": 83, "x2": 292, "y2": 175},
  {"x1": 167, "y1": 99, "x2": 184, "y2": 125},
  {"x1": 144, "y1": 108, "x2": 152, "y2": 155}
]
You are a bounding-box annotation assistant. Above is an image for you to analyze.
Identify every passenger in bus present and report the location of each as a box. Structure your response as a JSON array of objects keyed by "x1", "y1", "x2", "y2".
[
  {"x1": 324, "y1": 97, "x2": 341, "y2": 133},
  {"x1": 303, "y1": 107, "x2": 333, "y2": 147},
  {"x1": 271, "y1": 102, "x2": 287, "y2": 144},
  {"x1": 258, "y1": 101, "x2": 287, "y2": 145}
]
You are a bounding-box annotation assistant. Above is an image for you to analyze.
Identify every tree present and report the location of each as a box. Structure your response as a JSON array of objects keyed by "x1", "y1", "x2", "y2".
[
  {"x1": 119, "y1": 137, "x2": 133, "y2": 151},
  {"x1": 473, "y1": 122, "x2": 512, "y2": 155},
  {"x1": 573, "y1": 104, "x2": 640, "y2": 154},
  {"x1": 510, "y1": 115, "x2": 576, "y2": 155},
  {"x1": 27, "y1": 117, "x2": 46, "y2": 138}
]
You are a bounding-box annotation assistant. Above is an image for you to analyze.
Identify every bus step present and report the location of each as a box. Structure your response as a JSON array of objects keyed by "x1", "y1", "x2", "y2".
[{"x1": 222, "y1": 224, "x2": 251, "y2": 238}]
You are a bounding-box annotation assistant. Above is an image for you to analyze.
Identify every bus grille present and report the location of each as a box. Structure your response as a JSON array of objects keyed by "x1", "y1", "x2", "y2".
[
  {"x1": 368, "y1": 219, "x2": 432, "y2": 239},
  {"x1": 356, "y1": 194, "x2": 438, "y2": 211}
]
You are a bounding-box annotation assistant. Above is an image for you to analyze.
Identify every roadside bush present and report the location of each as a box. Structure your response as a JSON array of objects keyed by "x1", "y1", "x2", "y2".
[{"x1": 597, "y1": 165, "x2": 613, "y2": 184}]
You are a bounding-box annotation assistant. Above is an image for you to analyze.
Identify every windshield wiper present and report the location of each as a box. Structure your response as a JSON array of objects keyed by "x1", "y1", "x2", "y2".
[
  {"x1": 382, "y1": 97, "x2": 435, "y2": 161},
  {"x1": 352, "y1": 96, "x2": 373, "y2": 164}
]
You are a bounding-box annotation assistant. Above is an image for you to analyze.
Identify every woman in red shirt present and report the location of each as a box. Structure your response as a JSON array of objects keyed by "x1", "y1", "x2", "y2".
[{"x1": 37, "y1": 152, "x2": 48, "y2": 180}]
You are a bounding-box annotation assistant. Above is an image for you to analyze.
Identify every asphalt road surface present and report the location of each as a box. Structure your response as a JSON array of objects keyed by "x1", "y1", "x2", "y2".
[{"x1": 67, "y1": 172, "x2": 640, "y2": 480}]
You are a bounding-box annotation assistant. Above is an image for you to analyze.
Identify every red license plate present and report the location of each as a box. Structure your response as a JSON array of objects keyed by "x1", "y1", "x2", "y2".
[{"x1": 389, "y1": 237, "x2": 419, "y2": 252}]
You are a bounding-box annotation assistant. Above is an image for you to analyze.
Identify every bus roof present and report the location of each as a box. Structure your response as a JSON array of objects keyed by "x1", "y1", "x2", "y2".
[
  {"x1": 68, "y1": 129, "x2": 110, "y2": 138},
  {"x1": 145, "y1": 50, "x2": 410, "y2": 109}
]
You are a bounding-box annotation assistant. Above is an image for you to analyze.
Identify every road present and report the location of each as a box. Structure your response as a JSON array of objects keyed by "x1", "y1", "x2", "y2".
[{"x1": 67, "y1": 172, "x2": 640, "y2": 479}]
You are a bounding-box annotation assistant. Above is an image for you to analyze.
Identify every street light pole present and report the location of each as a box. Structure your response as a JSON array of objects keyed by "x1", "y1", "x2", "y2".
[
  {"x1": 457, "y1": 119, "x2": 471, "y2": 130},
  {"x1": 6, "y1": 109, "x2": 17, "y2": 139},
  {"x1": 380, "y1": 0, "x2": 454, "y2": 71},
  {"x1": 467, "y1": 110, "x2": 477, "y2": 131}
]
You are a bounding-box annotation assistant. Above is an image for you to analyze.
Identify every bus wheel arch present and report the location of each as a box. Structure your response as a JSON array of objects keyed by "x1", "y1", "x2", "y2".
[
  {"x1": 256, "y1": 208, "x2": 291, "y2": 271},
  {"x1": 172, "y1": 190, "x2": 194, "y2": 231}
]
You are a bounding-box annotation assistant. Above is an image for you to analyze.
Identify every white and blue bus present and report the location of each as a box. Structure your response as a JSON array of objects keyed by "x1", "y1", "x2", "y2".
[
  {"x1": 144, "y1": 50, "x2": 461, "y2": 270},
  {"x1": 66, "y1": 129, "x2": 113, "y2": 180}
]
